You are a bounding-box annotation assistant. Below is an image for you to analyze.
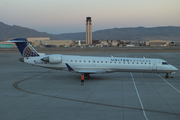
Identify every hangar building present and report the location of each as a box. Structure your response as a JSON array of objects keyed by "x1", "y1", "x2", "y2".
[
  {"x1": 35, "y1": 40, "x2": 73, "y2": 47},
  {"x1": 25, "y1": 37, "x2": 73, "y2": 47},
  {"x1": 27, "y1": 37, "x2": 50, "y2": 45},
  {"x1": 146, "y1": 40, "x2": 170, "y2": 46}
]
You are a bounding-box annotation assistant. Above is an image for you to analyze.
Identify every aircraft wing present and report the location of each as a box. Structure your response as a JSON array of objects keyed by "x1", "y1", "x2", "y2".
[
  {"x1": 65, "y1": 63, "x2": 110, "y2": 74},
  {"x1": 77, "y1": 69, "x2": 107, "y2": 74}
]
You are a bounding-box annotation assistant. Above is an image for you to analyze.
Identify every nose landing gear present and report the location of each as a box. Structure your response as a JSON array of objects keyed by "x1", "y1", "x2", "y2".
[{"x1": 165, "y1": 73, "x2": 169, "y2": 78}]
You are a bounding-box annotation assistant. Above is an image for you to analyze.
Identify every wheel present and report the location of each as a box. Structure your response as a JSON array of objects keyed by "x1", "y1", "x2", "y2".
[
  {"x1": 165, "y1": 74, "x2": 169, "y2": 78},
  {"x1": 84, "y1": 74, "x2": 90, "y2": 80},
  {"x1": 85, "y1": 75, "x2": 90, "y2": 80}
]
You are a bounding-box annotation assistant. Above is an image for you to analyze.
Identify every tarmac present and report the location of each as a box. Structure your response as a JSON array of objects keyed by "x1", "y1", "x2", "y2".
[{"x1": 0, "y1": 51, "x2": 180, "y2": 120}]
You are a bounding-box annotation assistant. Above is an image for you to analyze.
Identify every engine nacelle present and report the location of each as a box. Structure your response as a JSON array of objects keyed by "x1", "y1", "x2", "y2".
[{"x1": 49, "y1": 55, "x2": 62, "y2": 64}]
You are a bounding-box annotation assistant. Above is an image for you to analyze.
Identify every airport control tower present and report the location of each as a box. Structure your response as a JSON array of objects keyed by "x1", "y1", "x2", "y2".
[{"x1": 86, "y1": 17, "x2": 92, "y2": 45}]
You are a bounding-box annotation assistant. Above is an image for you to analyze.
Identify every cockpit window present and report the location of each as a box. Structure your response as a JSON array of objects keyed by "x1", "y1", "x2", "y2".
[{"x1": 162, "y1": 62, "x2": 169, "y2": 65}]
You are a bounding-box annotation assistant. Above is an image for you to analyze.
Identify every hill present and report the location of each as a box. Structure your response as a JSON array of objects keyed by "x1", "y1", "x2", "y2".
[
  {"x1": 0, "y1": 22, "x2": 61, "y2": 40},
  {"x1": 58, "y1": 26, "x2": 180, "y2": 41},
  {"x1": 1, "y1": 22, "x2": 180, "y2": 41}
]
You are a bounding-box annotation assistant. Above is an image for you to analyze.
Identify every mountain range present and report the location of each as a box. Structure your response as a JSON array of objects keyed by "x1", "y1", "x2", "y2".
[{"x1": 1, "y1": 22, "x2": 180, "y2": 41}]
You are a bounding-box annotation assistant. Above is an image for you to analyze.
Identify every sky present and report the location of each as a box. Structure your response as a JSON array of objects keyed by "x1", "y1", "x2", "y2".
[{"x1": 0, "y1": 0, "x2": 180, "y2": 34}]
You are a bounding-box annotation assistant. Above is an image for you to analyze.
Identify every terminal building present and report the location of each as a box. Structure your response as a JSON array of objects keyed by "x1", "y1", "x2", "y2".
[{"x1": 146, "y1": 40, "x2": 170, "y2": 46}]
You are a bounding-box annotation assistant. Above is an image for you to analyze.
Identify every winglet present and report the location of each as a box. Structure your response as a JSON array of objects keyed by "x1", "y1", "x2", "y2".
[{"x1": 65, "y1": 63, "x2": 74, "y2": 71}]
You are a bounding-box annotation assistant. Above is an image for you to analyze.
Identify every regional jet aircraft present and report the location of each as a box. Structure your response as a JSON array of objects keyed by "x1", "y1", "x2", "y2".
[
  {"x1": 39, "y1": 41, "x2": 56, "y2": 47},
  {"x1": 6, "y1": 38, "x2": 178, "y2": 80}
]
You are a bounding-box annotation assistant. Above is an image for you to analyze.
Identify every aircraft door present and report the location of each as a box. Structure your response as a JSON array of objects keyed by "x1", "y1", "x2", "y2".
[{"x1": 152, "y1": 62, "x2": 157, "y2": 70}]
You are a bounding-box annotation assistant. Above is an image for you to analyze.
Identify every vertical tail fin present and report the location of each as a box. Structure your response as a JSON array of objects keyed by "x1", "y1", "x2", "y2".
[
  {"x1": 40, "y1": 41, "x2": 43, "y2": 45},
  {"x1": 6, "y1": 38, "x2": 40, "y2": 57}
]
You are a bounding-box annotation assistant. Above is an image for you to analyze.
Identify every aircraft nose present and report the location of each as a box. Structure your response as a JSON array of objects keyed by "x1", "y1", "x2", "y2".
[{"x1": 172, "y1": 66, "x2": 178, "y2": 71}]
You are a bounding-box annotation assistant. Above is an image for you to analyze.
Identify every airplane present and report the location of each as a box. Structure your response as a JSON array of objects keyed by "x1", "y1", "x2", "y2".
[
  {"x1": 6, "y1": 38, "x2": 178, "y2": 81},
  {"x1": 39, "y1": 40, "x2": 56, "y2": 47}
]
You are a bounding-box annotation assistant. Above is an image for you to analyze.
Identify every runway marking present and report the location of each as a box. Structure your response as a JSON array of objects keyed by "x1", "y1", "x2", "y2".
[
  {"x1": 14, "y1": 71, "x2": 180, "y2": 116},
  {"x1": 157, "y1": 74, "x2": 180, "y2": 93},
  {"x1": 130, "y1": 73, "x2": 149, "y2": 120}
]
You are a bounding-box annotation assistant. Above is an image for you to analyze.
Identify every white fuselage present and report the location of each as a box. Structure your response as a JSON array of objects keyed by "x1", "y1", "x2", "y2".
[{"x1": 23, "y1": 54, "x2": 178, "y2": 74}]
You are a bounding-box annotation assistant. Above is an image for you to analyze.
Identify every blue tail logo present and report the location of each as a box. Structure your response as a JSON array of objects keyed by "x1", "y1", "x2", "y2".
[
  {"x1": 8, "y1": 38, "x2": 40, "y2": 57},
  {"x1": 23, "y1": 44, "x2": 39, "y2": 57}
]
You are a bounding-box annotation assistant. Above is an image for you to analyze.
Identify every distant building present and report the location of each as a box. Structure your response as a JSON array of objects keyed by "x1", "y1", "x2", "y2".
[
  {"x1": 99, "y1": 40, "x2": 108, "y2": 46},
  {"x1": 27, "y1": 37, "x2": 50, "y2": 41},
  {"x1": 0, "y1": 42, "x2": 14, "y2": 48},
  {"x1": 107, "y1": 40, "x2": 112, "y2": 43},
  {"x1": 34, "y1": 40, "x2": 73, "y2": 47},
  {"x1": 27, "y1": 37, "x2": 50, "y2": 46},
  {"x1": 86, "y1": 17, "x2": 92, "y2": 45},
  {"x1": 111, "y1": 40, "x2": 118, "y2": 46},
  {"x1": 146, "y1": 40, "x2": 170, "y2": 46},
  {"x1": 126, "y1": 44, "x2": 135, "y2": 47},
  {"x1": 78, "y1": 40, "x2": 81, "y2": 46}
]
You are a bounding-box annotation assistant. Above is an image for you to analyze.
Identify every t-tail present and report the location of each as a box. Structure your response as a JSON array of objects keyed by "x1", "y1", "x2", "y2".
[{"x1": 6, "y1": 38, "x2": 40, "y2": 57}]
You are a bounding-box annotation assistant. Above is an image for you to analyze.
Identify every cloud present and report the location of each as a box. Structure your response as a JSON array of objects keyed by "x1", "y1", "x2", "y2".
[{"x1": 0, "y1": 3, "x2": 3, "y2": 6}]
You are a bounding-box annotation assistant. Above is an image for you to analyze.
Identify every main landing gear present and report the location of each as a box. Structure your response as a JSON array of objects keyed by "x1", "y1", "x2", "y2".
[
  {"x1": 84, "y1": 73, "x2": 90, "y2": 80},
  {"x1": 81, "y1": 73, "x2": 90, "y2": 86}
]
